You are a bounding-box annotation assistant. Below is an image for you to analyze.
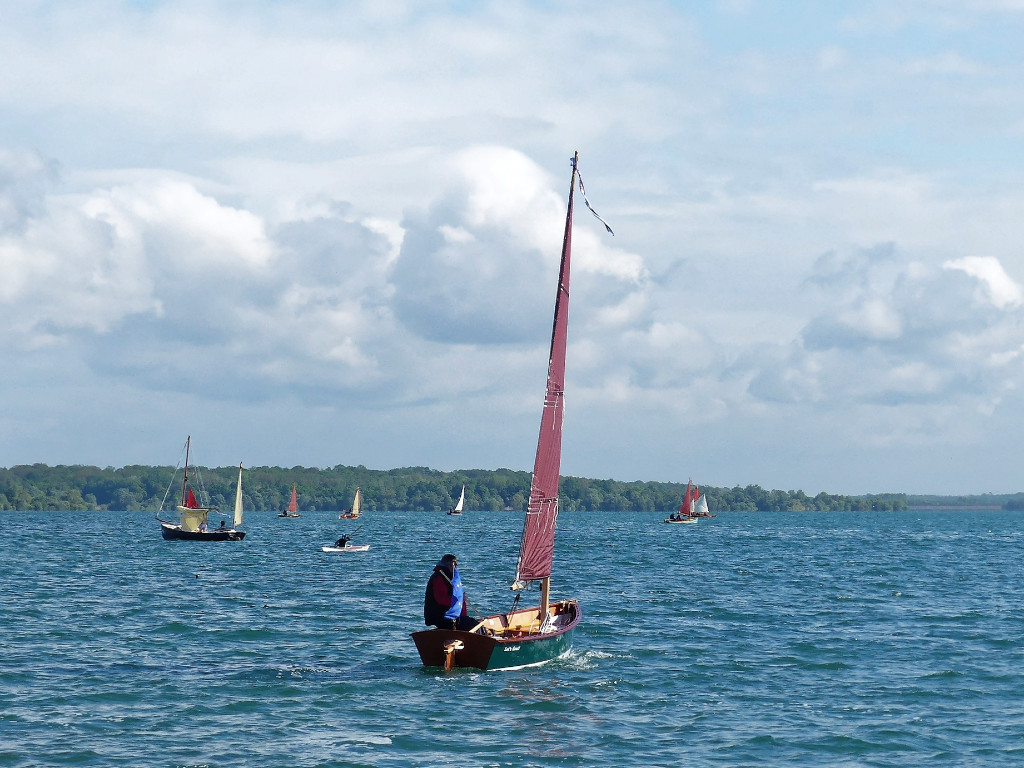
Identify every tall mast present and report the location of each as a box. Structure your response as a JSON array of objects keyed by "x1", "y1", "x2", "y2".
[
  {"x1": 180, "y1": 435, "x2": 191, "y2": 507},
  {"x1": 515, "y1": 151, "x2": 579, "y2": 621},
  {"x1": 540, "y1": 151, "x2": 578, "y2": 619}
]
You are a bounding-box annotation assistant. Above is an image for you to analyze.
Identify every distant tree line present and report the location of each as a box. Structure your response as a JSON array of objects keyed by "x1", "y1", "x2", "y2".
[{"x1": 0, "y1": 462, "x2": 941, "y2": 512}]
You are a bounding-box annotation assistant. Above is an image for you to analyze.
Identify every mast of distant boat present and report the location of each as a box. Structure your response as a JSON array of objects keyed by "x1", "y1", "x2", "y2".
[
  {"x1": 233, "y1": 462, "x2": 244, "y2": 529},
  {"x1": 180, "y1": 435, "x2": 191, "y2": 508}
]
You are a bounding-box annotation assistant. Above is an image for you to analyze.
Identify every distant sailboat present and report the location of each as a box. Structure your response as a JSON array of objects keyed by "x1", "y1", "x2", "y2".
[
  {"x1": 665, "y1": 479, "x2": 700, "y2": 524},
  {"x1": 339, "y1": 487, "x2": 362, "y2": 519},
  {"x1": 232, "y1": 462, "x2": 245, "y2": 529},
  {"x1": 694, "y1": 491, "x2": 714, "y2": 518},
  {"x1": 447, "y1": 485, "x2": 465, "y2": 515},
  {"x1": 279, "y1": 484, "x2": 300, "y2": 517},
  {"x1": 158, "y1": 437, "x2": 246, "y2": 541},
  {"x1": 413, "y1": 152, "x2": 609, "y2": 670}
]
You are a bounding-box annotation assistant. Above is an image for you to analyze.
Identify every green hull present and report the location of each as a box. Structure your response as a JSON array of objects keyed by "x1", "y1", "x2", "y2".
[
  {"x1": 411, "y1": 600, "x2": 581, "y2": 671},
  {"x1": 486, "y1": 624, "x2": 576, "y2": 670}
]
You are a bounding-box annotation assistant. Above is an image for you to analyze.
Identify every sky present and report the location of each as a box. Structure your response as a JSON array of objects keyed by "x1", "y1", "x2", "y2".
[{"x1": 3, "y1": 0, "x2": 1024, "y2": 495}]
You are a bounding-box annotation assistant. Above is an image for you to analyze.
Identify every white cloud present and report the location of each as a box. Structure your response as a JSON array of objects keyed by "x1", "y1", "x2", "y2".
[
  {"x1": 943, "y1": 255, "x2": 1023, "y2": 309},
  {"x1": 0, "y1": 169, "x2": 277, "y2": 347},
  {"x1": 747, "y1": 246, "x2": 1024, "y2": 434},
  {"x1": 389, "y1": 146, "x2": 643, "y2": 350}
]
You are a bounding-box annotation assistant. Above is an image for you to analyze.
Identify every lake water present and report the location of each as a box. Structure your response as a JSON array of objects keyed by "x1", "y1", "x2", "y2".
[{"x1": 2, "y1": 508, "x2": 1022, "y2": 767}]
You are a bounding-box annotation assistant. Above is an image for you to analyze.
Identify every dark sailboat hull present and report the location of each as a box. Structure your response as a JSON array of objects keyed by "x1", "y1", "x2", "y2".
[
  {"x1": 411, "y1": 599, "x2": 580, "y2": 671},
  {"x1": 160, "y1": 523, "x2": 245, "y2": 541}
]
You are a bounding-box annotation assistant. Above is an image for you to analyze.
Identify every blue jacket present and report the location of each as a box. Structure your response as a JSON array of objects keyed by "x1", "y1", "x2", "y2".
[
  {"x1": 445, "y1": 566, "x2": 465, "y2": 621},
  {"x1": 424, "y1": 564, "x2": 467, "y2": 626}
]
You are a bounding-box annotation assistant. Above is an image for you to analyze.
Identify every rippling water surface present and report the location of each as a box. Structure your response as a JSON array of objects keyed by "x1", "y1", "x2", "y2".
[{"x1": 2, "y1": 509, "x2": 1023, "y2": 767}]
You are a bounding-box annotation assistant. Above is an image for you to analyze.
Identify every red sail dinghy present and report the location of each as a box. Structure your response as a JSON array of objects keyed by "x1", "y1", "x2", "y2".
[
  {"x1": 665, "y1": 479, "x2": 715, "y2": 524},
  {"x1": 279, "y1": 484, "x2": 300, "y2": 517},
  {"x1": 412, "y1": 152, "x2": 612, "y2": 671},
  {"x1": 665, "y1": 479, "x2": 700, "y2": 524}
]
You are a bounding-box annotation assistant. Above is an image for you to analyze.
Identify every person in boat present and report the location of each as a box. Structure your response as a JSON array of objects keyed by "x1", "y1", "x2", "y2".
[
  {"x1": 198, "y1": 520, "x2": 208, "y2": 532},
  {"x1": 335, "y1": 534, "x2": 352, "y2": 548},
  {"x1": 424, "y1": 553, "x2": 474, "y2": 631},
  {"x1": 219, "y1": 520, "x2": 227, "y2": 530}
]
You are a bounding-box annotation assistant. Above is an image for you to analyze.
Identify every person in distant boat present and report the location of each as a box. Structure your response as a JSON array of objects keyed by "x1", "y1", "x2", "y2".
[
  {"x1": 335, "y1": 534, "x2": 351, "y2": 548},
  {"x1": 219, "y1": 520, "x2": 227, "y2": 530},
  {"x1": 199, "y1": 520, "x2": 208, "y2": 532},
  {"x1": 424, "y1": 553, "x2": 474, "y2": 631}
]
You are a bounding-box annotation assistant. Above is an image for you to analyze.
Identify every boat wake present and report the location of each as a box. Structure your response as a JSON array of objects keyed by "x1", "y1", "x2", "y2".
[{"x1": 560, "y1": 648, "x2": 613, "y2": 671}]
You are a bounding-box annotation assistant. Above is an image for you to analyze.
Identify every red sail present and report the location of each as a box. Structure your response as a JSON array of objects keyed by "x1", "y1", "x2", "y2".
[
  {"x1": 515, "y1": 156, "x2": 576, "y2": 585},
  {"x1": 287, "y1": 485, "x2": 298, "y2": 513},
  {"x1": 679, "y1": 480, "x2": 696, "y2": 516},
  {"x1": 185, "y1": 487, "x2": 199, "y2": 509}
]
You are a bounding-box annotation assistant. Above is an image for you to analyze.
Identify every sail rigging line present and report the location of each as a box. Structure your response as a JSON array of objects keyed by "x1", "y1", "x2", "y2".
[
  {"x1": 157, "y1": 437, "x2": 190, "y2": 514},
  {"x1": 505, "y1": 591, "x2": 523, "y2": 621},
  {"x1": 178, "y1": 437, "x2": 215, "y2": 511},
  {"x1": 464, "y1": 596, "x2": 486, "y2": 623},
  {"x1": 157, "y1": 453, "x2": 186, "y2": 513},
  {"x1": 189, "y1": 465, "x2": 216, "y2": 511},
  {"x1": 574, "y1": 160, "x2": 614, "y2": 235},
  {"x1": 180, "y1": 435, "x2": 192, "y2": 508}
]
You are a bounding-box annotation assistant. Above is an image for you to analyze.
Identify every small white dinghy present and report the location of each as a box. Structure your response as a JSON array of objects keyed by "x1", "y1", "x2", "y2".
[
  {"x1": 322, "y1": 529, "x2": 368, "y2": 552},
  {"x1": 322, "y1": 543, "x2": 370, "y2": 553}
]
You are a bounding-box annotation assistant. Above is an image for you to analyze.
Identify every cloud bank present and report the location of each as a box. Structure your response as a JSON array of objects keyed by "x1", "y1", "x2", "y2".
[{"x1": 3, "y1": 1, "x2": 1024, "y2": 494}]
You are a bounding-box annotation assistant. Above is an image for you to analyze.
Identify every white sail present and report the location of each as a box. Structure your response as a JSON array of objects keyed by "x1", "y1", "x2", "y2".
[
  {"x1": 454, "y1": 485, "x2": 465, "y2": 514},
  {"x1": 695, "y1": 493, "x2": 709, "y2": 517},
  {"x1": 352, "y1": 487, "x2": 362, "y2": 517},
  {"x1": 233, "y1": 462, "x2": 244, "y2": 528}
]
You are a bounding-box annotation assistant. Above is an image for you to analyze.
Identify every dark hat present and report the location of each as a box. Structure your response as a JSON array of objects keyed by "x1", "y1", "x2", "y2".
[{"x1": 437, "y1": 553, "x2": 457, "y2": 567}]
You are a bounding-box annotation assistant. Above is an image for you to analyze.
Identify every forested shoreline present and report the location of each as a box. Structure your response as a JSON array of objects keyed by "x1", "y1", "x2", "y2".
[{"x1": 1, "y1": 463, "x2": 1018, "y2": 513}]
